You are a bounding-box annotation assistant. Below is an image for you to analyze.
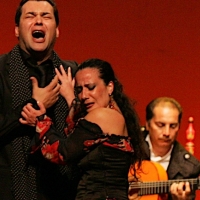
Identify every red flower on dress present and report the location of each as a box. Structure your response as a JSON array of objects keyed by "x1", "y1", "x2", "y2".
[
  {"x1": 103, "y1": 139, "x2": 133, "y2": 152},
  {"x1": 41, "y1": 140, "x2": 66, "y2": 165},
  {"x1": 36, "y1": 116, "x2": 52, "y2": 139}
]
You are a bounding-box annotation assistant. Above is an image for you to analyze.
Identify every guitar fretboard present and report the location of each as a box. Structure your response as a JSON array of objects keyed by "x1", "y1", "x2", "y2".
[{"x1": 129, "y1": 178, "x2": 199, "y2": 195}]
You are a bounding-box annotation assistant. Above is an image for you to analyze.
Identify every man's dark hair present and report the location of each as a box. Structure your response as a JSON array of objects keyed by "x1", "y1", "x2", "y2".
[
  {"x1": 146, "y1": 97, "x2": 183, "y2": 123},
  {"x1": 15, "y1": 0, "x2": 59, "y2": 26}
]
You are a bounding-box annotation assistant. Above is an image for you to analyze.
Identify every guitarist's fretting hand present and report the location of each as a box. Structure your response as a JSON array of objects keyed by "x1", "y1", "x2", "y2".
[
  {"x1": 170, "y1": 182, "x2": 192, "y2": 200},
  {"x1": 128, "y1": 176, "x2": 138, "y2": 200}
]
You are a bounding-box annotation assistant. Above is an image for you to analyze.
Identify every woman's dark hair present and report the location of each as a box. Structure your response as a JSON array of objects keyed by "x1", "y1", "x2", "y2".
[
  {"x1": 15, "y1": 0, "x2": 59, "y2": 26},
  {"x1": 76, "y1": 58, "x2": 145, "y2": 174}
]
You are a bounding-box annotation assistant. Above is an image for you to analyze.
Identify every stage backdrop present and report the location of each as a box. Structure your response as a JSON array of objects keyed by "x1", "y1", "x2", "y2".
[{"x1": 0, "y1": 0, "x2": 200, "y2": 196}]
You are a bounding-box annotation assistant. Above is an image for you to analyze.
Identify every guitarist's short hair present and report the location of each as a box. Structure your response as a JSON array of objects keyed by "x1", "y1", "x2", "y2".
[{"x1": 146, "y1": 97, "x2": 183, "y2": 123}]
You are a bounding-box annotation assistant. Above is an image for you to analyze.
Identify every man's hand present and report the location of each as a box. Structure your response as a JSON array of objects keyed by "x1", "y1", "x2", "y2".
[
  {"x1": 128, "y1": 176, "x2": 139, "y2": 200},
  {"x1": 170, "y1": 182, "x2": 192, "y2": 200},
  {"x1": 31, "y1": 76, "x2": 60, "y2": 108},
  {"x1": 19, "y1": 102, "x2": 46, "y2": 126}
]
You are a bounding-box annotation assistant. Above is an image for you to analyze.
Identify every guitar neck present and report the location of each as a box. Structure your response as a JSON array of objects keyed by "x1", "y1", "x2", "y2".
[{"x1": 129, "y1": 178, "x2": 200, "y2": 196}]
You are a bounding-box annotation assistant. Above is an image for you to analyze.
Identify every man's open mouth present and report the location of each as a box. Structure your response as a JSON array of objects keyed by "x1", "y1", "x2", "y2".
[{"x1": 32, "y1": 30, "x2": 45, "y2": 39}]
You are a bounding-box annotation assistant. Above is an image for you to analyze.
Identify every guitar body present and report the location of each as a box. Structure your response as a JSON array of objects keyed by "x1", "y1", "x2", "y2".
[{"x1": 128, "y1": 160, "x2": 168, "y2": 200}]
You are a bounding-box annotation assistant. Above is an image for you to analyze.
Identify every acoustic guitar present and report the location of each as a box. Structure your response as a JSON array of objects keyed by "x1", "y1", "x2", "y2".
[{"x1": 128, "y1": 160, "x2": 200, "y2": 200}]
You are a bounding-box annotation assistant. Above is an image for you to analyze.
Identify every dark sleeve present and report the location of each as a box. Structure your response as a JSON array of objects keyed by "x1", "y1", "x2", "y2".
[
  {"x1": 0, "y1": 80, "x2": 38, "y2": 141},
  {"x1": 0, "y1": 54, "x2": 38, "y2": 141},
  {"x1": 33, "y1": 117, "x2": 103, "y2": 164},
  {"x1": 167, "y1": 142, "x2": 200, "y2": 200}
]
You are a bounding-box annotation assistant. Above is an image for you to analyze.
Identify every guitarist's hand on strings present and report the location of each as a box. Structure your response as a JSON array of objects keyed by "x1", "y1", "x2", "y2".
[{"x1": 170, "y1": 182, "x2": 192, "y2": 200}]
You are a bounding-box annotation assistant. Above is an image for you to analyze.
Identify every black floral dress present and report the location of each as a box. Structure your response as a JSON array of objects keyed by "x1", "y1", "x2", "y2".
[{"x1": 32, "y1": 116, "x2": 134, "y2": 200}]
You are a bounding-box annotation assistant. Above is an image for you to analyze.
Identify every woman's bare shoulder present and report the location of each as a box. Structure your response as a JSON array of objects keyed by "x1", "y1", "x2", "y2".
[
  {"x1": 85, "y1": 107, "x2": 121, "y2": 119},
  {"x1": 85, "y1": 108, "x2": 127, "y2": 136}
]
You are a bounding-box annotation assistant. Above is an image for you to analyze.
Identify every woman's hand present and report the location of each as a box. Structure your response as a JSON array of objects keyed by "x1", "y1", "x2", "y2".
[
  {"x1": 55, "y1": 65, "x2": 75, "y2": 106},
  {"x1": 19, "y1": 101, "x2": 46, "y2": 126}
]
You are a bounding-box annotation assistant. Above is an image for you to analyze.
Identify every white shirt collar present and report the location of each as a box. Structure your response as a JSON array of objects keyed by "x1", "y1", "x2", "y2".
[{"x1": 145, "y1": 134, "x2": 173, "y2": 170}]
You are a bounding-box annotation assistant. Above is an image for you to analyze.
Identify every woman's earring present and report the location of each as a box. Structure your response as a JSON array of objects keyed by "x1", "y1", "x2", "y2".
[{"x1": 108, "y1": 94, "x2": 114, "y2": 109}]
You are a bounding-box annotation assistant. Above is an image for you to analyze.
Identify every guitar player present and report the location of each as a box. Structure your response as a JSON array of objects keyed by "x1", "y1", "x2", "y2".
[{"x1": 129, "y1": 97, "x2": 200, "y2": 200}]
